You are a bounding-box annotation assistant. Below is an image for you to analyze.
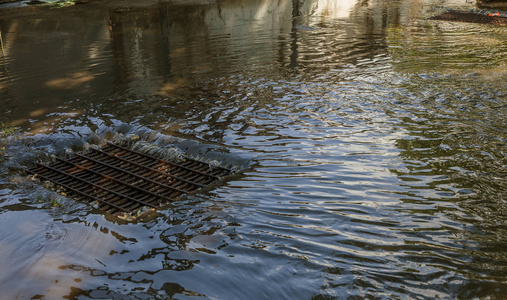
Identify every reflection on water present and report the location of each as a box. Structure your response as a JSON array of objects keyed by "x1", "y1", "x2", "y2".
[{"x1": 1, "y1": 0, "x2": 507, "y2": 298}]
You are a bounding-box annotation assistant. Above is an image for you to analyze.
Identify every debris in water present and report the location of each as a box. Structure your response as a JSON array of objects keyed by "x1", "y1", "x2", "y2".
[{"x1": 430, "y1": 9, "x2": 507, "y2": 25}]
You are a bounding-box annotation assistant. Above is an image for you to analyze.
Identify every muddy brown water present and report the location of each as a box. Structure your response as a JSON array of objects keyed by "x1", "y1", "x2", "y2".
[{"x1": 1, "y1": 0, "x2": 507, "y2": 299}]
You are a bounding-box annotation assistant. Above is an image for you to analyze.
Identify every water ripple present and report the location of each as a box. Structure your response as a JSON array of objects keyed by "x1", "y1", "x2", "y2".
[{"x1": 1, "y1": 0, "x2": 507, "y2": 298}]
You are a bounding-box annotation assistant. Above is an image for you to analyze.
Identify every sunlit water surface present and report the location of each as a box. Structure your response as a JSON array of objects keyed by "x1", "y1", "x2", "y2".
[{"x1": 0, "y1": 0, "x2": 506, "y2": 299}]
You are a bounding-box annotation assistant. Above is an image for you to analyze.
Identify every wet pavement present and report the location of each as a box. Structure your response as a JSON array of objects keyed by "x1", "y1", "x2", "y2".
[{"x1": 0, "y1": 0, "x2": 507, "y2": 299}]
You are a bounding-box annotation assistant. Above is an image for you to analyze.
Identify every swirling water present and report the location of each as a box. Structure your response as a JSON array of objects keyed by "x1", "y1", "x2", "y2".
[{"x1": 0, "y1": 0, "x2": 506, "y2": 299}]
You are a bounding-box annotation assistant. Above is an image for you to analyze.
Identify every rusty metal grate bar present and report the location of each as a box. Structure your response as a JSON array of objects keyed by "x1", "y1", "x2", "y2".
[
  {"x1": 430, "y1": 10, "x2": 507, "y2": 26},
  {"x1": 26, "y1": 142, "x2": 233, "y2": 216}
]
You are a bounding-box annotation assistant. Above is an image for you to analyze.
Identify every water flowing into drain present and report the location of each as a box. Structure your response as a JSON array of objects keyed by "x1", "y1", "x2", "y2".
[{"x1": 25, "y1": 141, "x2": 233, "y2": 219}]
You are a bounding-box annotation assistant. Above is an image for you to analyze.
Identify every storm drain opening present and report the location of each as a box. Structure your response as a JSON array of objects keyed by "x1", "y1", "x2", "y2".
[
  {"x1": 25, "y1": 141, "x2": 233, "y2": 219},
  {"x1": 430, "y1": 10, "x2": 507, "y2": 26}
]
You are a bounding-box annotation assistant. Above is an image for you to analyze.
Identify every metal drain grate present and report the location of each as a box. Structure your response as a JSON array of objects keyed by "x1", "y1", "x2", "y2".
[
  {"x1": 430, "y1": 11, "x2": 507, "y2": 26},
  {"x1": 26, "y1": 142, "x2": 232, "y2": 215}
]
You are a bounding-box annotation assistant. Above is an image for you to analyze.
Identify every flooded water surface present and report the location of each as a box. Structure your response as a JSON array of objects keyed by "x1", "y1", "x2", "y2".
[{"x1": 1, "y1": 0, "x2": 507, "y2": 298}]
